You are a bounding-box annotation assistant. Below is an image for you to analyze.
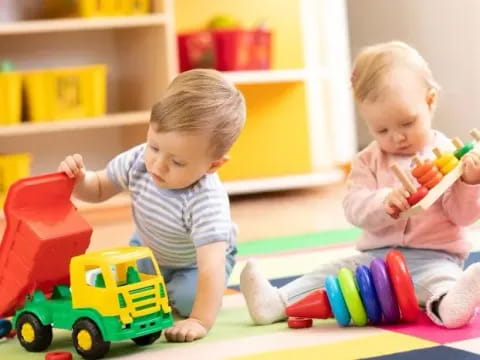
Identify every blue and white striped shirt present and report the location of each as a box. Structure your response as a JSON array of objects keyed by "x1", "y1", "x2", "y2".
[{"x1": 106, "y1": 144, "x2": 237, "y2": 268}]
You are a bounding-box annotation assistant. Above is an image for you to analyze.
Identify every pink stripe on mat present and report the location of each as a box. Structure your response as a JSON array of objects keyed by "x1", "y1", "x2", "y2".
[{"x1": 379, "y1": 311, "x2": 480, "y2": 344}]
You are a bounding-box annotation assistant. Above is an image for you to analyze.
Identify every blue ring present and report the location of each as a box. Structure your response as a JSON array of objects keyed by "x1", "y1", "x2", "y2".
[
  {"x1": 325, "y1": 275, "x2": 351, "y2": 326},
  {"x1": 356, "y1": 265, "x2": 382, "y2": 324}
]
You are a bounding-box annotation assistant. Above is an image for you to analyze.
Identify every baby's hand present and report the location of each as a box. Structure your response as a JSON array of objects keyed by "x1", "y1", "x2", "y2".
[
  {"x1": 164, "y1": 318, "x2": 208, "y2": 342},
  {"x1": 384, "y1": 188, "x2": 410, "y2": 218},
  {"x1": 58, "y1": 154, "x2": 86, "y2": 179},
  {"x1": 461, "y1": 151, "x2": 480, "y2": 185}
]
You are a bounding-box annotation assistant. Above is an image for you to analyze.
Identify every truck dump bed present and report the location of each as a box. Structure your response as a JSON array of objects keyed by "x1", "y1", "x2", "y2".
[{"x1": 0, "y1": 172, "x2": 92, "y2": 317}]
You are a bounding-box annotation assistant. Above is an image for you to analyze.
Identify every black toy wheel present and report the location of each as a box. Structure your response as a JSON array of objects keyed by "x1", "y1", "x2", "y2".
[
  {"x1": 72, "y1": 319, "x2": 110, "y2": 360},
  {"x1": 132, "y1": 331, "x2": 162, "y2": 346},
  {"x1": 16, "y1": 312, "x2": 53, "y2": 352}
]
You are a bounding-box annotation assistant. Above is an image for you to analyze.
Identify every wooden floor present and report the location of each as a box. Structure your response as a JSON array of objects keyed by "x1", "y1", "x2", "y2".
[
  {"x1": 0, "y1": 182, "x2": 350, "y2": 251},
  {"x1": 82, "y1": 183, "x2": 350, "y2": 251}
]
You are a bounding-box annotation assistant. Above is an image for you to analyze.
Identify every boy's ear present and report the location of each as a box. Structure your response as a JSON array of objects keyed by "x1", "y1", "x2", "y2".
[
  {"x1": 207, "y1": 155, "x2": 230, "y2": 173},
  {"x1": 426, "y1": 88, "x2": 437, "y2": 110}
]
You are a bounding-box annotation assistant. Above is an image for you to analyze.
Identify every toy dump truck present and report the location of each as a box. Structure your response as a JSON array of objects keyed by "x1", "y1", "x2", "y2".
[{"x1": 0, "y1": 173, "x2": 173, "y2": 359}]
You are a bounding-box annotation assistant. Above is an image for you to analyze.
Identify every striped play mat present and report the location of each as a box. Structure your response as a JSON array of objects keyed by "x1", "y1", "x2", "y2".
[{"x1": 3, "y1": 226, "x2": 480, "y2": 360}]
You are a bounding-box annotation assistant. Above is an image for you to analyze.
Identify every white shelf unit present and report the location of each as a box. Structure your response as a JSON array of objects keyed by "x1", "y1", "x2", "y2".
[
  {"x1": 0, "y1": 0, "x2": 357, "y2": 216},
  {"x1": 0, "y1": 0, "x2": 177, "y2": 176}
]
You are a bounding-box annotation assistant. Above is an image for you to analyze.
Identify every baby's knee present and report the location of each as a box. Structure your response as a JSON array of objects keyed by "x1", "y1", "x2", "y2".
[{"x1": 169, "y1": 289, "x2": 195, "y2": 317}]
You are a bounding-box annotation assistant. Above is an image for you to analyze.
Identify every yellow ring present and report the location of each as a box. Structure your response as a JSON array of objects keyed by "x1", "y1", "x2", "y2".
[{"x1": 441, "y1": 159, "x2": 459, "y2": 174}]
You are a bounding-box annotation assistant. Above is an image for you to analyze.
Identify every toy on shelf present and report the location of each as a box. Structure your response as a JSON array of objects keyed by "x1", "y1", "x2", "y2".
[
  {"x1": 390, "y1": 163, "x2": 428, "y2": 206},
  {"x1": 400, "y1": 128, "x2": 480, "y2": 217},
  {"x1": 286, "y1": 249, "x2": 419, "y2": 328},
  {"x1": 0, "y1": 172, "x2": 173, "y2": 360}
]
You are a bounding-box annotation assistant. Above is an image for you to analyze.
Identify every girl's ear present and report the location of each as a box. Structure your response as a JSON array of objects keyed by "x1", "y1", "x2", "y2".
[
  {"x1": 207, "y1": 155, "x2": 230, "y2": 173},
  {"x1": 426, "y1": 88, "x2": 437, "y2": 110}
]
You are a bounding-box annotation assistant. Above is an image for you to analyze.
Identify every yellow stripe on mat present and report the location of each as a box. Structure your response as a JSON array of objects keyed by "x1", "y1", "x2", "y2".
[{"x1": 227, "y1": 332, "x2": 437, "y2": 360}]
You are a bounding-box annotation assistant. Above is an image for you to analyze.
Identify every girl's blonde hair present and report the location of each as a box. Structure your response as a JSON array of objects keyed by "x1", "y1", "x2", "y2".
[
  {"x1": 150, "y1": 69, "x2": 246, "y2": 158},
  {"x1": 351, "y1": 41, "x2": 440, "y2": 102}
]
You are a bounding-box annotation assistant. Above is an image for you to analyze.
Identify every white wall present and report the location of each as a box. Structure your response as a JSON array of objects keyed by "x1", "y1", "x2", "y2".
[{"x1": 347, "y1": 0, "x2": 480, "y2": 148}]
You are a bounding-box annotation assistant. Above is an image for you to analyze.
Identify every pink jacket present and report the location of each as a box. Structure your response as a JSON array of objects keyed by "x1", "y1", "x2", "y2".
[{"x1": 344, "y1": 130, "x2": 480, "y2": 259}]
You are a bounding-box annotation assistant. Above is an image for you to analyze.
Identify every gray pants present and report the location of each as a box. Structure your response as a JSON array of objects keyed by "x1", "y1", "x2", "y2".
[{"x1": 279, "y1": 247, "x2": 464, "y2": 324}]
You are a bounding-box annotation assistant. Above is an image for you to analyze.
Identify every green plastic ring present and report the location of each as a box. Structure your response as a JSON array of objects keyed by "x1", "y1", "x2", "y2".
[
  {"x1": 454, "y1": 142, "x2": 474, "y2": 159},
  {"x1": 338, "y1": 268, "x2": 368, "y2": 326}
]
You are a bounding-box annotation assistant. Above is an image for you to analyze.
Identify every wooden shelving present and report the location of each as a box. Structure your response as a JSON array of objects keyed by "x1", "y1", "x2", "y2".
[
  {"x1": 0, "y1": 111, "x2": 150, "y2": 136},
  {"x1": 0, "y1": 0, "x2": 177, "y2": 174},
  {"x1": 0, "y1": 14, "x2": 168, "y2": 35}
]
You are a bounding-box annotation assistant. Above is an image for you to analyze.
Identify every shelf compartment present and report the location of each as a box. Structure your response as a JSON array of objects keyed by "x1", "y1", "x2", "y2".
[{"x1": 0, "y1": 111, "x2": 150, "y2": 136}]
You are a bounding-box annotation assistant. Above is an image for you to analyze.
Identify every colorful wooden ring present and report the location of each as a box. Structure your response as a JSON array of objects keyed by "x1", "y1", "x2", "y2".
[
  {"x1": 338, "y1": 268, "x2": 367, "y2": 326},
  {"x1": 424, "y1": 172, "x2": 442, "y2": 188},
  {"x1": 386, "y1": 250, "x2": 420, "y2": 322},
  {"x1": 370, "y1": 258, "x2": 400, "y2": 323},
  {"x1": 356, "y1": 265, "x2": 382, "y2": 324},
  {"x1": 407, "y1": 186, "x2": 428, "y2": 206},
  {"x1": 287, "y1": 317, "x2": 313, "y2": 329},
  {"x1": 325, "y1": 275, "x2": 351, "y2": 326},
  {"x1": 454, "y1": 142, "x2": 474, "y2": 159}
]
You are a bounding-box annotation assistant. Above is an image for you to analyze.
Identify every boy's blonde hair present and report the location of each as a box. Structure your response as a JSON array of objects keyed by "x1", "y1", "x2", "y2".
[
  {"x1": 150, "y1": 69, "x2": 246, "y2": 158},
  {"x1": 351, "y1": 41, "x2": 440, "y2": 102}
]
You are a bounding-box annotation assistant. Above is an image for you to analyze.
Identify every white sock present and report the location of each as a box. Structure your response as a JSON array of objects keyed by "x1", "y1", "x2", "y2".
[
  {"x1": 438, "y1": 262, "x2": 480, "y2": 328},
  {"x1": 239, "y1": 259, "x2": 287, "y2": 325}
]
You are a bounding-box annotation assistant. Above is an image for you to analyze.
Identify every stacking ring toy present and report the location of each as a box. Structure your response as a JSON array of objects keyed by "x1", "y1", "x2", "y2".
[{"x1": 286, "y1": 250, "x2": 419, "y2": 328}]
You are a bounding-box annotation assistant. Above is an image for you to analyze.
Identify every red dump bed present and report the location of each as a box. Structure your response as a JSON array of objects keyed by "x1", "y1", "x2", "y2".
[{"x1": 0, "y1": 172, "x2": 92, "y2": 317}]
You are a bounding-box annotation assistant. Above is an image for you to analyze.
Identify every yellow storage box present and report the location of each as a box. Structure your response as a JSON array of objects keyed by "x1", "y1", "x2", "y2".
[
  {"x1": 23, "y1": 65, "x2": 106, "y2": 122},
  {"x1": 0, "y1": 72, "x2": 22, "y2": 125},
  {"x1": 45, "y1": 0, "x2": 150, "y2": 17},
  {"x1": 0, "y1": 153, "x2": 31, "y2": 206},
  {"x1": 79, "y1": 0, "x2": 150, "y2": 16}
]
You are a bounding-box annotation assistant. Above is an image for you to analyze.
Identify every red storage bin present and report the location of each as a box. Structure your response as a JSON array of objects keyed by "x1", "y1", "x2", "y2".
[{"x1": 178, "y1": 28, "x2": 272, "y2": 72}]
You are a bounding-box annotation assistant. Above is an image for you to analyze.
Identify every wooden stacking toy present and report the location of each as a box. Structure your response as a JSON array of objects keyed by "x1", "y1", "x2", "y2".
[
  {"x1": 286, "y1": 250, "x2": 419, "y2": 328},
  {"x1": 400, "y1": 128, "x2": 480, "y2": 217}
]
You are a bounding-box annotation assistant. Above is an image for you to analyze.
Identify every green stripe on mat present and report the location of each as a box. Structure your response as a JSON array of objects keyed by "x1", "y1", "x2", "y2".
[{"x1": 237, "y1": 227, "x2": 361, "y2": 256}]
